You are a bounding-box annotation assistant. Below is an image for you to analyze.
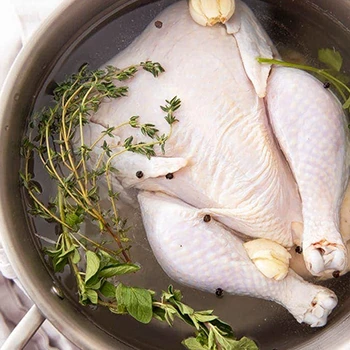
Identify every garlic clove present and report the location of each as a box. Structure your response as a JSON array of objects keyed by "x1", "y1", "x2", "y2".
[
  {"x1": 189, "y1": 1, "x2": 209, "y2": 27},
  {"x1": 254, "y1": 259, "x2": 288, "y2": 280},
  {"x1": 244, "y1": 238, "x2": 291, "y2": 281},
  {"x1": 218, "y1": 0, "x2": 235, "y2": 23},
  {"x1": 199, "y1": 2, "x2": 221, "y2": 19},
  {"x1": 189, "y1": 0, "x2": 235, "y2": 27}
]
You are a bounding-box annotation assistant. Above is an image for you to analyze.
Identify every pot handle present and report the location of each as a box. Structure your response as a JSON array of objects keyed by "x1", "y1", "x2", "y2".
[{"x1": 1, "y1": 305, "x2": 46, "y2": 350}]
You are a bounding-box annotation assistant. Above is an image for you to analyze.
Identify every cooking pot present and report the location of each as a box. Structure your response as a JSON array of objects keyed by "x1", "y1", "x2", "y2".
[{"x1": 1, "y1": 0, "x2": 350, "y2": 349}]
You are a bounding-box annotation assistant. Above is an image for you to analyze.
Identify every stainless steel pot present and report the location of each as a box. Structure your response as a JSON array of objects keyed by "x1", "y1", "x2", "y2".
[{"x1": 1, "y1": 0, "x2": 350, "y2": 349}]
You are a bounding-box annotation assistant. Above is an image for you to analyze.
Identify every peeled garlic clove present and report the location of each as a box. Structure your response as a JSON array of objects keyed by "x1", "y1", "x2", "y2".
[
  {"x1": 244, "y1": 238, "x2": 291, "y2": 281},
  {"x1": 254, "y1": 259, "x2": 288, "y2": 280},
  {"x1": 189, "y1": 0, "x2": 213, "y2": 27},
  {"x1": 189, "y1": 0, "x2": 235, "y2": 27},
  {"x1": 218, "y1": 0, "x2": 236, "y2": 22}
]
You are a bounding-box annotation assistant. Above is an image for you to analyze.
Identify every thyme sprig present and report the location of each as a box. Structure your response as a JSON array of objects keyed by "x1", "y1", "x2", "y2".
[{"x1": 20, "y1": 62, "x2": 257, "y2": 349}]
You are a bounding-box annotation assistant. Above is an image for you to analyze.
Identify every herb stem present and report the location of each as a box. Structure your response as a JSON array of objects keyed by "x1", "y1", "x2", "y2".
[
  {"x1": 44, "y1": 118, "x2": 124, "y2": 262},
  {"x1": 74, "y1": 231, "x2": 116, "y2": 256},
  {"x1": 257, "y1": 57, "x2": 349, "y2": 103},
  {"x1": 104, "y1": 223, "x2": 131, "y2": 262},
  {"x1": 97, "y1": 300, "x2": 118, "y2": 308},
  {"x1": 57, "y1": 187, "x2": 86, "y2": 291},
  {"x1": 86, "y1": 120, "x2": 131, "y2": 154},
  {"x1": 61, "y1": 86, "x2": 88, "y2": 197},
  {"x1": 22, "y1": 147, "x2": 71, "y2": 229},
  {"x1": 79, "y1": 83, "x2": 96, "y2": 188},
  {"x1": 57, "y1": 187, "x2": 68, "y2": 233},
  {"x1": 28, "y1": 189, "x2": 69, "y2": 228},
  {"x1": 45, "y1": 123, "x2": 86, "y2": 209}
]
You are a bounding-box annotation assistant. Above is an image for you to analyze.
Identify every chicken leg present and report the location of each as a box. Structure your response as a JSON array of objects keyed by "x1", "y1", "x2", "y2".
[
  {"x1": 138, "y1": 191, "x2": 337, "y2": 327},
  {"x1": 266, "y1": 66, "x2": 349, "y2": 276}
]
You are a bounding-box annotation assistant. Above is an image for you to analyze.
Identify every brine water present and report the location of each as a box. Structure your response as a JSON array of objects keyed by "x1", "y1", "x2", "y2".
[{"x1": 27, "y1": 1, "x2": 350, "y2": 349}]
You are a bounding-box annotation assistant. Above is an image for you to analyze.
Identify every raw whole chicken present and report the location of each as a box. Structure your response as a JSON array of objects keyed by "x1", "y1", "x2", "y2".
[{"x1": 81, "y1": 0, "x2": 350, "y2": 327}]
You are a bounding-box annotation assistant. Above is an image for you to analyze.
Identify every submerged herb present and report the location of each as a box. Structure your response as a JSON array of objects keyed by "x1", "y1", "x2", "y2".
[
  {"x1": 318, "y1": 48, "x2": 343, "y2": 73},
  {"x1": 20, "y1": 62, "x2": 256, "y2": 349},
  {"x1": 258, "y1": 48, "x2": 350, "y2": 114}
]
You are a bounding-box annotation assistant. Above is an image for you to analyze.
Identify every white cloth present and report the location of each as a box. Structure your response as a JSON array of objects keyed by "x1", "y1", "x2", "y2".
[
  {"x1": 0, "y1": 1, "x2": 79, "y2": 349},
  {"x1": 0, "y1": 275, "x2": 77, "y2": 350}
]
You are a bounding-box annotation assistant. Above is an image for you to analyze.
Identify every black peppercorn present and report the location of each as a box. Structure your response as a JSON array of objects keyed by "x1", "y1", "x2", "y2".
[
  {"x1": 323, "y1": 81, "x2": 331, "y2": 89},
  {"x1": 215, "y1": 288, "x2": 224, "y2": 298},
  {"x1": 165, "y1": 173, "x2": 174, "y2": 180},
  {"x1": 136, "y1": 171, "x2": 144, "y2": 179},
  {"x1": 203, "y1": 214, "x2": 211, "y2": 223},
  {"x1": 332, "y1": 270, "x2": 340, "y2": 279},
  {"x1": 295, "y1": 246, "x2": 303, "y2": 254},
  {"x1": 155, "y1": 20, "x2": 163, "y2": 28}
]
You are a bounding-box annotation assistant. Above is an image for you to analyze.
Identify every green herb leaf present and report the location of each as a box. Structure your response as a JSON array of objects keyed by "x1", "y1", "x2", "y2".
[
  {"x1": 45, "y1": 246, "x2": 63, "y2": 258},
  {"x1": 98, "y1": 250, "x2": 120, "y2": 268},
  {"x1": 85, "y1": 251, "x2": 100, "y2": 283},
  {"x1": 194, "y1": 312, "x2": 218, "y2": 323},
  {"x1": 129, "y1": 115, "x2": 139, "y2": 127},
  {"x1": 163, "y1": 304, "x2": 180, "y2": 326},
  {"x1": 99, "y1": 263, "x2": 140, "y2": 278},
  {"x1": 58, "y1": 245, "x2": 76, "y2": 258},
  {"x1": 172, "y1": 287, "x2": 183, "y2": 301},
  {"x1": 230, "y1": 337, "x2": 259, "y2": 350},
  {"x1": 52, "y1": 256, "x2": 69, "y2": 272},
  {"x1": 318, "y1": 48, "x2": 343, "y2": 72},
  {"x1": 85, "y1": 289, "x2": 98, "y2": 304},
  {"x1": 100, "y1": 281, "x2": 116, "y2": 298},
  {"x1": 182, "y1": 337, "x2": 209, "y2": 350},
  {"x1": 208, "y1": 328, "x2": 215, "y2": 349},
  {"x1": 162, "y1": 285, "x2": 181, "y2": 301},
  {"x1": 214, "y1": 333, "x2": 259, "y2": 350},
  {"x1": 141, "y1": 61, "x2": 165, "y2": 77},
  {"x1": 174, "y1": 300, "x2": 194, "y2": 316},
  {"x1": 71, "y1": 248, "x2": 81, "y2": 264},
  {"x1": 65, "y1": 212, "x2": 82, "y2": 229},
  {"x1": 85, "y1": 274, "x2": 102, "y2": 289},
  {"x1": 211, "y1": 318, "x2": 235, "y2": 338},
  {"x1": 116, "y1": 283, "x2": 153, "y2": 324},
  {"x1": 109, "y1": 304, "x2": 127, "y2": 315},
  {"x1": 152, "y1": 306, "x2": 166, "y2": 322}
]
